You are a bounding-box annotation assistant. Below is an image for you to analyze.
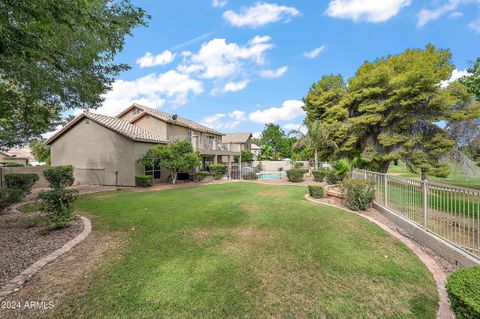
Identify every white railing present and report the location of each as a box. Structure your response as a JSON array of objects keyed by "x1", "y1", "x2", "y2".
[{"x1": 352, "y1": 168, "x2": 480, "y2": 259}]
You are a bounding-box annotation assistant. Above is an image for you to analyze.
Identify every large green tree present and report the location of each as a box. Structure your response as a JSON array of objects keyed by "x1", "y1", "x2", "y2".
[
  {"x1": 258, "y1": 123, "x2": 293, "y2": 159},
  {"x1": 0, "y1": 0, "x2": 148, "y2": 147},
  {"x1": 303, "y1": 45, "x2": 480, "y2": 173},
  {"x1": 139, "y1": 141, "x2": 200, "y2": 184}
]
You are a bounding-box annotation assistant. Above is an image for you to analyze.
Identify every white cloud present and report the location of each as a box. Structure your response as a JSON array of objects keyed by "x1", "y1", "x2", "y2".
[
  {"x1": 440, "y1": 69, "x2": 471, "y2": 88},
  {"x1": 417, "y1": 0, "x2": 461, "y2": 27},
  {"x1": 249, "y1": 100, "x2": 305, "y2": 123},
  {"x1": 223, "y1": 2, "x2": 300, "y2": 27},
  {"x1": 92, "y1": 71, "x2": 203, "y2": 116},
  {"x1": 136, "y1": 50, "x2": 176, "y2": 67},
  {"x1": 303, "y1": 46, "x2": 326, "y2": 59},
  {"x1": 201, "y1": 110, "x2": 247, "y2": 131},
  {"x1": 260, "y1": 66, "x2": 288, "y2": 78},
  {"x1": 212, "y1": 0, "x2": 227, "y2": 8},
  {"x1": 178, "y1": 36, "x2": 274, "y2": 79},
  {"x1": 326, "y1": 0, "x2": 411, "y2": 23},
  {"x1": 469, "y1": 19, "x2": 480, "y2": 33},
  {"x1": 252, "y1": 132, "x2": 262, "y2": 139},
  {"x1": 224, "y1": 80, "x2": 250, "y2": 93}
]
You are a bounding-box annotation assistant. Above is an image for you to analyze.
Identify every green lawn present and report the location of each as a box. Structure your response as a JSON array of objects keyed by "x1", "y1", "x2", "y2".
[
  {"x1": 389, "y1": 161, "x2": 480, "y2": 189},
  {"x1": 52, "y1": 183, "x2": 437, "y2": 318}
]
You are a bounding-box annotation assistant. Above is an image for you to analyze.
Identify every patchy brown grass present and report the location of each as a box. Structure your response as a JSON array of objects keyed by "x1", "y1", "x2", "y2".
[{"x1": 258, "y1": 189, "x2": 289, "y2": 197}]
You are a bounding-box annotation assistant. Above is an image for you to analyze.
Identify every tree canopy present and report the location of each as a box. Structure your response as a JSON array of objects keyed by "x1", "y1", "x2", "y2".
[
  {"x1": 30, "y1": 139, "x2": 51, "y2": 164},
  {"x1": 303, "y1": 45, "x2": 480, "y2": 173},
  {"x1": 139, "y1": 141, "x2": 200, "y2": 184},
  {"x1": 257, "y1": 123, "x2": 294, "y2": 160},
  {"x1": 460, "y1": 57, "x2": 480, "y2": 99},
  {"x1": 0, "y1": 0, "x2": 149, "y2": 147}
]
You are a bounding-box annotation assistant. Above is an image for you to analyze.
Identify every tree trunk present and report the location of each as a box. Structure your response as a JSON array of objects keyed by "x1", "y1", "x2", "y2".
[
  {"x1": 172, "y1": 170, "x2": 177, "y2": 184},
  {"x1": 314, "y1": 148, "x2": 318, "y2": 170},
  {"x1": 378, "y1": 161, "x2": 390, "y2": 174}
]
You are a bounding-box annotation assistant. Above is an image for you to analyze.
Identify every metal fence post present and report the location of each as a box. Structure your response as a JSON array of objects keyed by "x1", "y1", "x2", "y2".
[
  {"x1": 384, "y1": 173, "x2": 388, "y2": 207},
  {"x1": 422, "y1": 178, "x2": 429, "y2": 229}
]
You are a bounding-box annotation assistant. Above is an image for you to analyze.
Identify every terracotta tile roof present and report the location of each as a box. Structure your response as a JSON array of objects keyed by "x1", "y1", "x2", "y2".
[
  {"x1": 129, "y1": 103, "x2": 224, "y2": 135},
  {"x1": 45, "y1": 112, "x2": 168, "y2": 145},
  {"x1": 222, "y1": 132, "x2": 252, "y2": 143}
]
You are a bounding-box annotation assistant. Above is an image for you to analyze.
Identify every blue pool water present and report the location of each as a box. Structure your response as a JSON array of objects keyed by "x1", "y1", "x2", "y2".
[{"x1": 257, "y1": 172, "x2": 286, "y2": 180}]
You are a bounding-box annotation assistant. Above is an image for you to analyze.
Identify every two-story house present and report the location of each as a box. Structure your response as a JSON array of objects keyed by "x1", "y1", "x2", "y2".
[{"x1": 46, "y1": 103, "x2": 248, "y2": 186}]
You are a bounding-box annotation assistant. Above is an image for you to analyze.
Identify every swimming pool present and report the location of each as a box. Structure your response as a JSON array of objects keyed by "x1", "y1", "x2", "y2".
[{"x1": 257, "y1": 172, "x2": 286, "y2": 180}]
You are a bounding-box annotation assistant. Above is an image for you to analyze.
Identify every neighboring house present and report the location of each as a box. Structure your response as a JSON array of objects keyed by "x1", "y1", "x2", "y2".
[
  {"x1": 251, "y1": 143, "x2": 261, "y2": 160},
  {"x1": 0, "y1": 148, "x2": 33, "y2": 166},
  {"x1": 221, "y1": 132, "x2": 252, "y2": 153},
  {"x1": 46, "y1": 103, "x2": 248, "y2": 186}
]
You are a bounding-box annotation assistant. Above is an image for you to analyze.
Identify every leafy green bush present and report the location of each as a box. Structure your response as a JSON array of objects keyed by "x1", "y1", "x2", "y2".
[
  {"x1": 210, "y1": 164, "x2": 227, "y2": 180},
  {"x1": 194, "y1": 171, "x2": 209, "y2": 181},
  {"x1": 308, "y1": 185, "x2": 324, "y2": 198},
  {"x1": 432, "y1": 165, "x2": 450, "y2": 178},
  {"x1": 447, "y1": 266, "x2": 480, "y2": 319},
  {"x1": 294, "y1": 162, "x2": 304, "y2": 169},
  {"x1": 5, "y1": 162, "x2": 25, "y2": 167},
  {"x1": 39, "y1": 188, "x2": 79, "y2": 229},
  {"x1": 325, "y1": 172, "x2": 339, "y2": 185},
  {"x1": 333, "y1": 159, "x2": 351, "y2": 181},
  {"x1": 286, "y1": 168, "x2": 304, "y2": 182},
  {"x1": 43, "y1": 165, "x2": 75, "y2": 188},
  {"x1": 477, "y1": 161, "x2": 480, "y2": 168},
  {"x1": 135, "y1": 175, "x2": 153, "y2": 187},
  {"x1": 312, "y1": 170, "x2": 327, "y2": 182},
  {"x1": 0, "y1": 188, "x2": 24, "y2": 212},
  {"x1": 342, "y1": 178, "x2": 375, "y2": 211},
  {"x1": 4, "y1": 173, "x2": 39, "y2": 194},
  {"x1": 242, "y1": 172, "x2": 258, "y2": 180}
]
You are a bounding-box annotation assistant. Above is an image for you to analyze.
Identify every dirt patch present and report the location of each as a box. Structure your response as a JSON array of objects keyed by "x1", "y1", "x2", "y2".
[
  {"x1": 258, "y1": 189, "x2": 289, "y2": 197},
  {"x1": 0, "y1": 227, "x2": 125, "y2": 319}
]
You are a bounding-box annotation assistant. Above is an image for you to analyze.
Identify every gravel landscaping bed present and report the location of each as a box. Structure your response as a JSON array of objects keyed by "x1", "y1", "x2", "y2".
[{"x1": 0, "y1": 207, "x2": 83, "y2": 287}]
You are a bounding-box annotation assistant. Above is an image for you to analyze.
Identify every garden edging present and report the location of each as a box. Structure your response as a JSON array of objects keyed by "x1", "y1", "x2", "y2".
[
  {"x1": 304, "y1": 194, "x2": 454, "y2": 319},
  {"x1": 0, "y1": 203, "x2": 91, "y2": 302}
]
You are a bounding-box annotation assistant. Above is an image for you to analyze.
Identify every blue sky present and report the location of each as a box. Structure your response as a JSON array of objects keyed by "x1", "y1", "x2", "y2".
[{"x1": 92, "y1": 0, "x2": 480, "y2": 136}]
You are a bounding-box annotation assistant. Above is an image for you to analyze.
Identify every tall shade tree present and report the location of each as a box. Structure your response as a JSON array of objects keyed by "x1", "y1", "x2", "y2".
[
  {"x1": 460, "y1": 57, "x2": 480, "y2": 99},
  {"x1": 0, "y1": 0, "x2": 149, "y2": 147},
  {"x1": 290, "y1": 121, "x2": 337, "y2": 169},
  {"x1": 30, "y1": 139, "x2": 51, "y2": 164},
  {"x1": 138, "y1": 141, "x2": 200, "y2": 184},
  {"x1": 258, "y1": 123, "x2": 293, "y2": 159}
]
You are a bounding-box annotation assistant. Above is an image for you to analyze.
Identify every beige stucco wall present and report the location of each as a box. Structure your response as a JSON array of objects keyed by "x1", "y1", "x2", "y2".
[
  {"x1": 118, "y1": 107, "x2": 142, "y2": 122},
  {"x1": 50, "y1": 118, "x2": 156, "y2": 186},
  {"x1": 133, "y1": 115, "x2": 168, "y2": 139},
  {"x1": 0, "y1": 157, "x2": 28, "y2": 166}
]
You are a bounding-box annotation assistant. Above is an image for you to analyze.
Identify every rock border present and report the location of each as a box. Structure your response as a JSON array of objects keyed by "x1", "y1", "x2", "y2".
[
  {"x1": 304, "y1": 194, "x2": 454, "y2": 319},
  {"x1": 0, "y1": 210, "x2": 91, "y2": 301}
]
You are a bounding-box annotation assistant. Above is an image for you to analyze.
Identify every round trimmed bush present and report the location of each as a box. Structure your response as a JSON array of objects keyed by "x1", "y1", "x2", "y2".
[
  {"x1": 447, "y1": 266, "x2": 480, "y2": 319},
  {"x1": 210, "y1": 164, "x2": 227, "y2": 180},
  {"x1": 43, "y1": 165, "x2": 75, "y2": 188},
  {"x1": 341, "y1": 178, "x2": 375, "y2": 211},
  {"x1": 308, "y1": 185, "x2": 324, "y2": 198},
  {"x1": 135, "y1": 175, "x2": 153, "y2": 187},
  {"x1": 286, "y1": 168, "x2": 304, "y2": 182},
  {"x1": 4, "y1": 173, "x2": 39, "y2": 194},
  {"x1": 0, "y1": 188, "x2": 24, "y2": 212},
  {"x1": 312, "y1": 170, "x2": 327, "y2": 182},
  {"x1": 39, "y1": 188, "x2": 79, "y2": 229},
  {"x1": 194, "y1": 171, "x2": 209, "y2": 181}
]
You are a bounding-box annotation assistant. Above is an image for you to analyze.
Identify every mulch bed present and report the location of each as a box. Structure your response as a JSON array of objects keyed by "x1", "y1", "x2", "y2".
[
  {"x1": 0, "y1": 207, "x2": 83, "y2": 287},
  {"x1": 317, "y1": 193, "x2": 461, "y2": 274}
]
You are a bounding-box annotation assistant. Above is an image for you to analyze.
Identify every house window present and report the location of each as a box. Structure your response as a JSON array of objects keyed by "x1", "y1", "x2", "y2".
[{"x1": 145, "y1": 164, "x2": 161, "y2": 180}]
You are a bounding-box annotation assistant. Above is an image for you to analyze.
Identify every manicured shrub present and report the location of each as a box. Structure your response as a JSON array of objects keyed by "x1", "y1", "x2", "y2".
[
  {"x1": 5, "y1": 162, "x2": 25, "y2": 167},
  {"x1": 332, "y1": 159, "x2": 351, "y2": 181},
  {"x1": 43, "y1": 165, "x2": 75, "y2": 188},
  {"x1": 342, "y1": 178, "x2": 375, "y2": 211},
  {"x1": 308, "y1": 185, "x2": 324, "y2": 198},
  {"x1": 135, "y1": 175, "x2": 153, "y2": 187},
  {"x1": 242, "y1": 172, "x2": 258, "y2": 180},
  {"x1": 4, "y1": 173, "x2": 39, "y2": 194},
  {"x1": 194, "y1": 171, "x2": 209, "y2": 181},
  {"x1": 39, "y1": 188, "x2": 79, "y2": 229},
  {"x1": 325, "y1": 171, "x2": 339, "y2": 185},
  {"x1": 432, "y1": 165, "x2": 450, "y2": 178},
  {"x1": 286, "y1": 168, "x2": 304, "y2": 182},
  {"x1": 312, "y1": 170, "x2": 327, "y2": 182},
  {"x1": 447, "y1": 266, "x2": 480, "y2": 319},
  {"x1": 0, "y1": 188, "x2": 24, "y2": 212},
  {"x1": 210, "y1": 164, "x2": 227, "y2": 180}
]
